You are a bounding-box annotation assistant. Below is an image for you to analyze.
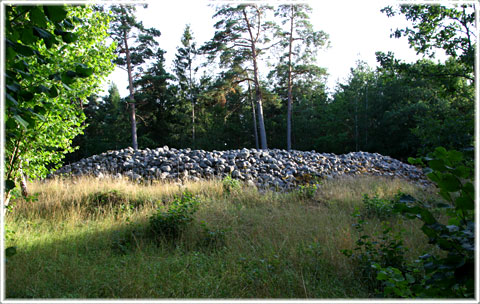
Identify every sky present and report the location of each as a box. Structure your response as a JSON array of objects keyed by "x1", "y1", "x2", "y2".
[{"x1": 101, "y1": 0, "x2": 443, "y2": 98}]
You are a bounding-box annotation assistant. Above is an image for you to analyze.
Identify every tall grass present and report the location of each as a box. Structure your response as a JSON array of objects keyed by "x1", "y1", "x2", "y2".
[{"x1": 5, "y1": 176, "x2": 435, "y2": 298}]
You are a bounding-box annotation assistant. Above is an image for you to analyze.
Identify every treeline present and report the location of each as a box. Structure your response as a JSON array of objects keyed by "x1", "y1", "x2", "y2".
[{"x1": 63, "y1": 3, "x2": 474, "y2": 162}]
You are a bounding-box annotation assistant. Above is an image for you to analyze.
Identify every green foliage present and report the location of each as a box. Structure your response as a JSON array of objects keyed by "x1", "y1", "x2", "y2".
[
  {"x1": 149, "y1": 191, "x2": 200, "y2": 241},
  {"x1": 382, "y1": 4, "x2": 475, "y2": 75},
  {"x1": 341, "y1": 215, "x2": 408, "y2": 294},
  {"x1": 361, "y1": 194, "x2": 396, "y2": 220},
  {"x1": 222, "y1": 175, "x2": 241, "y2": 194},
  {"x1": 5, "y1": 5, "x2": 115, "y2": 196},
  {"x1": 344, "y1": 147, "x2": 474, "y2": 298},
  {"x1": 297, "y1": 183, "x2": 318, "y2": 200}
]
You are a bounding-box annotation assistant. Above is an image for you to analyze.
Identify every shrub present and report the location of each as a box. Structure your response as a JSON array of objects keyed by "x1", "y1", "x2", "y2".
[
  {"x1": 222, "y1": 175, "x2": 241, "y2": 194},
  {"x1": 361, "y1": 193, "x2": 396, "y2": 220},
  {"x1": 343, "y1": 147, "x2": 475, "y2": 298},
  {"x1": 297, "y1": 183, "x2": 319, "y2": 200},
  {"x1": 149, "y1": 191, "x2": 199, "y2": 241},
  {"x1": 341, "y1": 214, "x2": 408, "y2": 294}
]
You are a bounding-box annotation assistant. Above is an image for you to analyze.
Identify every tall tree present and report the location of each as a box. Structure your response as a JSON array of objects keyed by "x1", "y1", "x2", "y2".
[
  {"x1": 202, "y1": 4, "x2": 276, "y2": 149},
  {"x1": 272, "y1": 4, "x2": 329, "y2": 150},
  {"x1": 108, "y1": 4, "x2": 161, "y2": 150},
  {"x1": 133, "y1": 49, "x2": 175, "y2": 148},
  {"x1": 4, "y1": 5, "x2": 115, "y2": 204},
  {"x1": 381, "y1": 4, "x2": 475, "y2": 79},
  {"x1": 173, "y1": 25, "x2": 199, "y2": 148}
]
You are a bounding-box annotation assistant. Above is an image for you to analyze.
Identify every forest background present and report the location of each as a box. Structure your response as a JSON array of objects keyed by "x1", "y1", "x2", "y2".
[{"x1": 70, "y1": 1, "x2": 476, "y2": 163}]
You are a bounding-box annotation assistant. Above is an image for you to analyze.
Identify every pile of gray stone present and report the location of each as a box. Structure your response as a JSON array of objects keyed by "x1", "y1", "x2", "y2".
[{"x1": 52, "y1": 146, "x2": 428, "y2": 189}]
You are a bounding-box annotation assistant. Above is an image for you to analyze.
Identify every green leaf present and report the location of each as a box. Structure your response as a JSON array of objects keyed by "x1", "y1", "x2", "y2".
[
  {"x1": 438, "y1": 174, "x2": 462, "y2": 192},
  {"x1": 19, "y1": 91, "x2": 34, "y2": 101},
  {"x1": 33, "y1": 27, "x2": 55, "y2": 48},
  {"x1": 433, "y1": 147, "x2": 448, "y2": 158},
  {"x1": 33, "y1": 105, "x2": 47, "y2": 115},
  {"x1": 447, "y1": 150, "x2": 463, "y2": 163},
  {"x1": 35, "y1": 85, "x2": 50, "y2": 94},
  {"x1": 5, "y1": 92, "x2": 18, "y2": 106},
  {"x1": 13, "y1": 114, "x2": 29, "y2": 129},
  {"x1": 14, "y1": 43, "x2": 35, "y2": 56},
  {"x1": 377, "y1": 271, "x2": 389, "y2": 280},
  {"x1": 6, "y1": 46, "x2": 16, "y2": 60},
  {"x1": 405, "y1": 273, "x2": 415, "y2": 284},
  {"x1": 419, "y1": 209, "x2": 436, "y2": 225},
  {"x1": 20, "y1": 26, "x2": 37, "y2": 44},
  {"x1": 428, "y1": 159, "x2": 446, "y2": 172},
  {"x1": 48, "y1": 86, "x2": 58, "y2": 98},
  {"x1": 30, "y1": 6, "x2": 47, "y2": 28},
  {"x1": 5, "y1": 180, "x2": 16, "y2": 191},
  {"x1": 75, "y1": 64, "x2": 93, "y2": 77},
  {"x1": 426, "y1": 172, "x2": 441, "y2": 183},
  {"x1": 62, "y1": 32, "x2": 77, "y2": 43},
  {"x1": 455, "y1": 195, "x2": 474, "y2": 210},
  {"x1": 5, "y1": 246, "x2": 17, "y2": 257},
  {"x1": 44, "y1": 5, "x2": 67, "y2": 23}
]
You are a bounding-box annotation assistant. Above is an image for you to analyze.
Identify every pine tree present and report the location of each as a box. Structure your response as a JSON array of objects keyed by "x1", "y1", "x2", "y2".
[
  {"x1": 202, "y1": 4, "x2": 277, "y2": 149},
  {"x1": 108, "y1": 4, "x2": 161, "y2": 150},
  {"x1": 173, "y1": 25, "x2": 199, "y2": 148},
  {"x1": 273, "y1": 4, "x2": 329, "y2": 151}
]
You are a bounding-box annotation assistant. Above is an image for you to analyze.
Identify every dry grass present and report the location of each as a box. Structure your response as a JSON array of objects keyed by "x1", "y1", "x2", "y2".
[{"x1": 5, "y1": 175, "x2": 437, "y2": 298}]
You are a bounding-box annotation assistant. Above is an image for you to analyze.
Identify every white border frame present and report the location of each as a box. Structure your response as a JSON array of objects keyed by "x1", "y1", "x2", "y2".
[{"x1": 0, "y1": 0, "x2": 478, "y2": 303}]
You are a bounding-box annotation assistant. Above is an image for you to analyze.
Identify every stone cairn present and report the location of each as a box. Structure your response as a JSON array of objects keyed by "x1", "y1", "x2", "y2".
[{"x1": 52, "y1": 146, "x2": 428, "y2": 189}]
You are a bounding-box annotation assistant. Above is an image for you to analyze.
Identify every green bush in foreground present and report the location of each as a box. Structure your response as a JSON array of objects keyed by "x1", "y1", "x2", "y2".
[
  {"x1": 344, "y1": 147, "x2": 475, "y2": 298},
  {"x1": 149, "y1": 191, "x2": 199, "y2": 241}
]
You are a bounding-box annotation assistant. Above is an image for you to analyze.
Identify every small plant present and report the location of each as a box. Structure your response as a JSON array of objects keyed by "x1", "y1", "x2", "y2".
[
  {"x1": 297, "y1": 183, "x2": 318, "y2": 200},
  {"x1": 222, "y1": 174, "x2": 241, "y2": 194},
  {"x1": 361, "y1": 193, "x2": 395, "y2": 220},
  {"x1": 149, "y1": 191, "x2": 200, "y2": 241},
  {"x1": 341, "y1": 214, "x2": 408, "y2": 294}
]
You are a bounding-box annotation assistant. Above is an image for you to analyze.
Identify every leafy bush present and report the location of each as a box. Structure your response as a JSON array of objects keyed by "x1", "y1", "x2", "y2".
[
  {"x1": 361, "y1": 193, "x2": 396, "y2": 220},
  {"x1": 341, "y1": 214, "x2": 408, "y2": 294},
  {"x1": 343, "y1": 147, "x2": 475, "y2": 298},
  {"x1": 149, "y1": 191, "x2": 199, "y2": 241},
  {"x1": 297, "y1": 183, "x2": 319, "y2": 200},
  {"x1": 222, "y1": 175, "x2": 241, "y2": 194}
]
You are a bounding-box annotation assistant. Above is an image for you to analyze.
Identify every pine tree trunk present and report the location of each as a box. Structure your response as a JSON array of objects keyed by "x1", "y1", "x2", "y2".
[
  {"x1": 243, "y1": 7, "x2": 267, "y2": 149},
  {"x1": 248, "y1": 81, "x2": 259, "y2": 149},
  {"x1": 123, "y1": 27, "x2": 138, "y2": 150},
  {"x1": 286, "y1": 5, "x2": 295, "y2": 151}
]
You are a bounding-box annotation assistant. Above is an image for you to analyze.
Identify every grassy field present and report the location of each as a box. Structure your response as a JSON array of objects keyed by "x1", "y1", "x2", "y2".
[{"x1": 5, "y1": 175, "x2": 438, "y2": 299}]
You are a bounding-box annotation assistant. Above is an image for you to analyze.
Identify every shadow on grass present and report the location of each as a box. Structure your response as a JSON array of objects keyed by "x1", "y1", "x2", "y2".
[{"x1": 5, "y1": 214, "x2": 368, "y2": 299}]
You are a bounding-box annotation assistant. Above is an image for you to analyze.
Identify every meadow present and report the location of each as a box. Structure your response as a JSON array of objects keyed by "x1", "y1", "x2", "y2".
[{"x1": 5, "y1": 176, "x2": 438, "y2": 298}]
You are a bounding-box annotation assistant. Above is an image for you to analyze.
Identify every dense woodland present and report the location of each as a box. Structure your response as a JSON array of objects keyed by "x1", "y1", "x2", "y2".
[{"x1": 66, "y1": 3, "x2": 475, "y2": 164}]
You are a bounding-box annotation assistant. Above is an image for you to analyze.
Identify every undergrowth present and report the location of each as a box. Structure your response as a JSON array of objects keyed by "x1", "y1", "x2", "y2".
[{"x1": 5, "y1": 175, "x2": 436, "y2": 298}]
